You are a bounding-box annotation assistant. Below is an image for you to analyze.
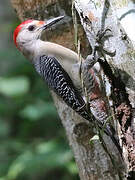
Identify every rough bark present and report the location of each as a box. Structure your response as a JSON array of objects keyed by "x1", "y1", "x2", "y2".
[
  {"x1": 11, "y1": 0, "x2": 135, "y2": 179},
  {"x1": 75, "y1": 0, "x2": 135, "y2": 179}
]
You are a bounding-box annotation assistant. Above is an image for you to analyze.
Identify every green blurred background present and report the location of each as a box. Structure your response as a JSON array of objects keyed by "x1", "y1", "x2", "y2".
[{"x1": 0, "y1": 1, "x2": 79, "y2": 180}]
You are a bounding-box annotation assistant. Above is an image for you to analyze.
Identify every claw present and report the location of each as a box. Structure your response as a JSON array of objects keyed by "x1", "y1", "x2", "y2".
[
  {"x1": 103, "y1": 28, "x2": 112, "y2": 34},
  {"x1": 96, "y1": 28, "x2": 113, "y2": 42},
  {"x1": 102, "y1": 48, "x2": 116, "y2": 57},
  {"x1": 95, "y1": 27, "x2": 116, "y2": 57}
]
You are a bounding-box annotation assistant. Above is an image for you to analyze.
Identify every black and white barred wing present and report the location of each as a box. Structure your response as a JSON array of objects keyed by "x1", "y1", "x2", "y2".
[{"x1": 34, "y1": 55, "x2": 90, "y2": 120}]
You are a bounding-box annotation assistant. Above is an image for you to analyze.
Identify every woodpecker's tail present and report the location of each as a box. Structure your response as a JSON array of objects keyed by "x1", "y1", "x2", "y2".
[
  {"x1": 104, "y1": 124, "x2": 122, "y2": 156},
  {"x1": 78, "y1": 107, "x2": 122, "y2": 156}
]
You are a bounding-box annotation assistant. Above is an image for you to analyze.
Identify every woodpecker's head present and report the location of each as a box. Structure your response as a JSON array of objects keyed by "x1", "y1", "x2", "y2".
[{"x1": 13, "y1": 16, "x2": 64, "y2": 51}]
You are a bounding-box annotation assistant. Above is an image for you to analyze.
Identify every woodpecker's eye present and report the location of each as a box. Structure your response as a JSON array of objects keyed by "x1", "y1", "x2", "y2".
[{"x1": 28, "y1": 25, "x2": 35, "y2": 31}]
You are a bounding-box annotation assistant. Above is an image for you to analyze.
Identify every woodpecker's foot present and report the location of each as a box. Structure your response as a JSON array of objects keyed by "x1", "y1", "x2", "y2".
[
  {"x1": 95, "y1": 28, "x2": 116, "y2": 58},
  {"x1": 84, "y1": 54, "x2": 99, "y2": 69},
  {"x1": 96, "y1": 28, "x2": 113, "y2": 43}
]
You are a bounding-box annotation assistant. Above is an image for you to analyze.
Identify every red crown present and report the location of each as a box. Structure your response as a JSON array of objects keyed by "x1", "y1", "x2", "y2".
[{"x1": 13, "y1": 20, "x2": 33, "y2": 47}]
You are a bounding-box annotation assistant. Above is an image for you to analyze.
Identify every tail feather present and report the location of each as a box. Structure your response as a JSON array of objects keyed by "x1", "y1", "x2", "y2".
[
  {"x1": 78, "y1": 107, "x2": 122, "y2": 156},
  {"x1": 105, "y1": 124, "x2": 122, "y2": 156}
]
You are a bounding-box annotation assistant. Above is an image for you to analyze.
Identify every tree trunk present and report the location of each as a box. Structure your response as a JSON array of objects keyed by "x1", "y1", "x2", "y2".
[{"x1": 11, "y1": 0, "x2": 135, "y2": 179}]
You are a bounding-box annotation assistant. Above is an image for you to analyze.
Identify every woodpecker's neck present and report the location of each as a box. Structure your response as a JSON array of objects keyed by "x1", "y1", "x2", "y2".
[
  {"x1": 21, "y1": 39, "x2": 80, "y2": 64},
  {"x1": 36, "y1": 40, "x2": 79, "y2": 63},
  {"x1": 19, "y1": 39, "x2": 38, "y2": 61}
]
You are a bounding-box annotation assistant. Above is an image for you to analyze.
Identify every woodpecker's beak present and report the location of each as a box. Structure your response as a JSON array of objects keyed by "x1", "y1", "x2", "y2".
[{"x1": 41, "y1": 16, "x2": 64, "y2": 30}]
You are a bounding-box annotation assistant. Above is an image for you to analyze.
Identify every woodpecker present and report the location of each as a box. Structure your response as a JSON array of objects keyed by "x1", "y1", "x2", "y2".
[{"x1": 13, "y1": 16, "x2": 121, "y2": 153}]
